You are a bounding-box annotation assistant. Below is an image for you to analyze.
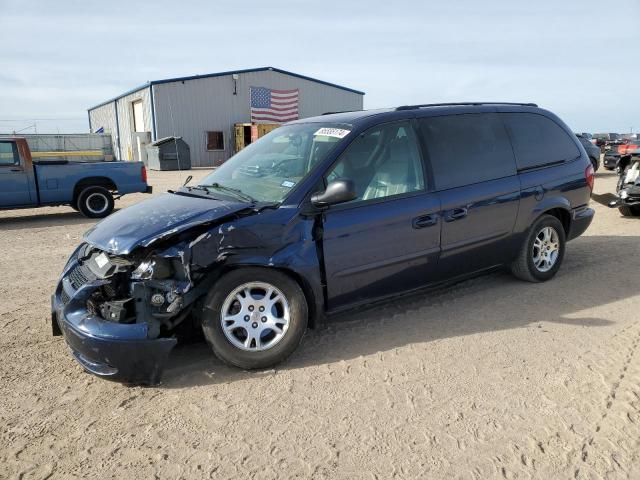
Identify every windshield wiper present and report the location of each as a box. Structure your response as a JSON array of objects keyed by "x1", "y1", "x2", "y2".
[
  {"x1": 168, "y1": 187, "x2": 223, "y2": 200},
  {"x1": 198, "y1": 183, "x2": 256, "y2": 203}
]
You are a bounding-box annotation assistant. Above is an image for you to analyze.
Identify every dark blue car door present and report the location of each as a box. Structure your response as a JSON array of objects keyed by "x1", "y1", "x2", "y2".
[
  {"x1": 418, "y1": 113, "x2": 521, "y2": 277},
  {"x1": 321, "y1": 120, "x2": 441, "y2": 311}
]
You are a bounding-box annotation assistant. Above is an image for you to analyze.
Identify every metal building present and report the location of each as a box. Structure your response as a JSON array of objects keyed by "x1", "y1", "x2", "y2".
[{"x1": 87, "y1": 67, "x2": 364, "y2": 167}]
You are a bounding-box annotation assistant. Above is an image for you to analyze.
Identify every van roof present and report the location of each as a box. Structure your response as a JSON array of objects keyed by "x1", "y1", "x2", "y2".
[{"x1": 292, "y1": 102, "x2": 541, "y2": 125}]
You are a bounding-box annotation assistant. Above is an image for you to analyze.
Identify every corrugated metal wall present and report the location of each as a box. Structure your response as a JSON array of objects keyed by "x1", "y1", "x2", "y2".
[
  {"x1": 88, "y1": 102, "x2": 118, "y2": 154},
  {"x1": 88, "y1": 88, "x2": 152, "y2": 161},
  {"x1": 115, "y1": 88, "x2": 152, "y2": 161},
  {"x1": 153, "y1": 70, "x2": 363, "y2": 167}
]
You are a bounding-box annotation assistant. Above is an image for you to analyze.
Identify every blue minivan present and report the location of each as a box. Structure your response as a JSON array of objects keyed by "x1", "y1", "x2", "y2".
[{"x1": 52, "y1": 103, "x2": 595, "y2": 384}]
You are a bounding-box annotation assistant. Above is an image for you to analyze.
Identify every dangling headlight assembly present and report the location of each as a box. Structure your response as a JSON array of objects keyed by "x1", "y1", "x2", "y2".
[{"x1": 131, "y1": 258, "x2": 173, "y2": 280}]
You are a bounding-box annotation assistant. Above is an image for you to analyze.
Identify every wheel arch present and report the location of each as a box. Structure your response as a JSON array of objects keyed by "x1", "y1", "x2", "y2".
[
  {"x1": 73, "y1": 176, "x2": 118, "y2": 204},
  {"x1": 542, "y1": 207, "x2": 571, "y2": 236}
]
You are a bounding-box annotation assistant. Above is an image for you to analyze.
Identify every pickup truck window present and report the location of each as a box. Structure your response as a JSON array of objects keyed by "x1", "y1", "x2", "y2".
[{"x1": 0, "y1": 141, "x2": 19, "y2": 166}]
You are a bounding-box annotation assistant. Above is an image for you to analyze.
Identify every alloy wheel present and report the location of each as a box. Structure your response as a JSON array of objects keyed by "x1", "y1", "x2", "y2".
[
  {"x1": 220, "y1": 282, "x2": 290, "y2": 352},
  {"x1": 532, "y1": 226, "x2": 560, "y2": 272}
]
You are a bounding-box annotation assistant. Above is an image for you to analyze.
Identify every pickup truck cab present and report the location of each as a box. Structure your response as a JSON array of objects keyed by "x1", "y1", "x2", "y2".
[{"x1": 0, "y1": 137, "x2": 151, "y2": 218}]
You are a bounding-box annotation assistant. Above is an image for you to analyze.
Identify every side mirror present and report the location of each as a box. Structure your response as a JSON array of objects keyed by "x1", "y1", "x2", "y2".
[{"x1": 311, "y1": 179, "x2": 357, "y2": 207}]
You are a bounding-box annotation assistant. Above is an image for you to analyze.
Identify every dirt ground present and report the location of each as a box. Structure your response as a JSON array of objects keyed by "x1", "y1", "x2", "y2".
[{"x1": 1, "y1": 166, "x2": 639, "y2": 479}]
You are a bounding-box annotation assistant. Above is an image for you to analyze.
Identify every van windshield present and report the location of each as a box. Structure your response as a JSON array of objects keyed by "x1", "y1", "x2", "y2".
[{"x1": 197, "y1": 123, "x2": 352, "y2": 203}]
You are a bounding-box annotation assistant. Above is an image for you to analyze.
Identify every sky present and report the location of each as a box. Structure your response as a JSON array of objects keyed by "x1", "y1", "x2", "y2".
[{"x1": 1, "y1": 0, "x2": 638, "y2": 134}]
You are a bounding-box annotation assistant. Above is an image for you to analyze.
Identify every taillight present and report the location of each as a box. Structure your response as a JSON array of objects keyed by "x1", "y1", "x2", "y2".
[
  {"x1": 585, "y1": 164, "x2": 595, "y2": 191},
  {"x1": 618, "y1": 144, "x2": 627, "y2": 155},
  {"x1": 141, "y1": 165, "x2": 148, "y2": 183}
]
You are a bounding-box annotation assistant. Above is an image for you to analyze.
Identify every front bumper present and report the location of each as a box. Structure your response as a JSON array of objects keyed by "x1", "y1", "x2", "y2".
[
  {"x1": 51, "y1": 255, "x2": 176, "y2": 385},
  {"x1": 609, "y1": 185, "x2": 640, "y2": 209},
  {"x1": 567, "y1": 206, "x2": 595, "y2": 241}
]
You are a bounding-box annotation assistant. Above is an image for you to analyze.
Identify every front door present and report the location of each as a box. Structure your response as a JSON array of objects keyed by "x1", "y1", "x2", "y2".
[
  {"x1": 418, "y1": 113, "x2": 521, "y2": 278},
  {"x1": 0, "y1": 140, "x2": 32, "y2": 206},
  {"x1": 321, "y1": 120, "x2": 441, "y2": 310}
]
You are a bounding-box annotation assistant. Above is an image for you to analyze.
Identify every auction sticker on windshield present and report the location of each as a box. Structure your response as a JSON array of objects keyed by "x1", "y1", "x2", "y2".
[{"x1": 314, "y1": 127, "x2": 351, "y2": 139}]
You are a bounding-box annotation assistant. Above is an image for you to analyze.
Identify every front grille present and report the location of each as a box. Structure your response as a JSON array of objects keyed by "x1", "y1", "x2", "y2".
[{"x1": 68, "y1": 264, "x2": 95, "y2": 290}]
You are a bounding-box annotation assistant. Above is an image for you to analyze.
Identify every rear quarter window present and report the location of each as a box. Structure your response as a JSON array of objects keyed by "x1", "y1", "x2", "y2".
[
  {"x1": 0, "y1": 141, "x2": 19, "y2": 166},
  {"x1": 418, "y1": 113, "x2": 516, "y2": 190},
  {"x1": 502, "y1": 113, "x2": 580, "y2": 170}
]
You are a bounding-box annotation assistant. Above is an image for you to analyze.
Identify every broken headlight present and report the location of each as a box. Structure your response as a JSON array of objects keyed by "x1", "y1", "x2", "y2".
[{"x1": 131, "y1": 258, "x2": 173, "y2": 280}]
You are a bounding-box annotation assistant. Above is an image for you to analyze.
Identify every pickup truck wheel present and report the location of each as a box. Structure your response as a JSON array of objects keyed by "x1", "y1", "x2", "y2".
[
  {"x1": 201, "y1": 268, "x2": 307, "y2": 370},
  {"x1": 77, "y1": 186, "x2": 114, "y2": 218},
  {"x1": 511, "y1": 214, "x2": 566, "y2": 282}
]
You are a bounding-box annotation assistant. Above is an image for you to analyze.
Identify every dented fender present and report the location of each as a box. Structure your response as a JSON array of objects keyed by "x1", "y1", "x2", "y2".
[{"x1": 155, "y1": 206, "x2": 326, "y2": 326}]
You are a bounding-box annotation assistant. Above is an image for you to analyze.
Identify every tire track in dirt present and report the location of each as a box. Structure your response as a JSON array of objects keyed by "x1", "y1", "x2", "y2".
[
  {"x1": 491, "y1": 321, "x2": 640, "y2": 479},
  {"x1": 574, "y1": 322, "x2": 640, "y2": 479}
]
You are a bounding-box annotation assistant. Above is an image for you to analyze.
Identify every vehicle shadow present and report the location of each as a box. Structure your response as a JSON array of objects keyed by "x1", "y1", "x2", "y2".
[
  {"x1": 161, "y1": 234, "x2": 635, "y2": 388},
  {"x1": 591, "y1": 192, "x2": 617, "y2": 207}
]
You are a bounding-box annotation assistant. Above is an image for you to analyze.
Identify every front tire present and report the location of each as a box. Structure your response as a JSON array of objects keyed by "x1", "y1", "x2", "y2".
[
  {"x1": 76, "y1": 186, "x2": 114, "y2": 218},
  {"x1": 511, "y1": 214, "x2": 566, "y2": 282},
  {"x1": 201, "y1": 268, "x2": 308, "y2": 370}
]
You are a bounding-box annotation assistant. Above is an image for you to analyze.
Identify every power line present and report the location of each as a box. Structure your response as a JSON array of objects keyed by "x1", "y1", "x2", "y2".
[{"x1": 0, "y1": 118, "x2": 85, "y2": 121}]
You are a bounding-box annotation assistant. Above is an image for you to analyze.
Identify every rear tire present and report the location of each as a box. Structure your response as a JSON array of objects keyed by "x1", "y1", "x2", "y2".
[
  {"x1": 76, "y1": 186, "x2": 114, "y2": 218},
  {"x1": 201, "y1": 268, "x2": 308, "y2": 370},
  {"x1": 511, "y1": 214, "x2": 566, "y2": 282},
  {"x1": 619, "y1": 206, "x2": 640, "y2": 217}
]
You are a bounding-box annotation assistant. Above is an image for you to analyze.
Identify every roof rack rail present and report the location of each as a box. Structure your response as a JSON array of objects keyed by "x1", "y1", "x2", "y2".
[
  {"x1": 395, "y1": 102, "x2": 538, "y2": 111},
  {"x1": 321, "y1": 110, "x2": 356, "y2": 115}
]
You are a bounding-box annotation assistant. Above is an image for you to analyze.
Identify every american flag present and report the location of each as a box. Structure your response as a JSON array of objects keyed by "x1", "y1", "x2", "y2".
[{"x1": 250, "y1": 87, "x2": 299, "y2": 123}]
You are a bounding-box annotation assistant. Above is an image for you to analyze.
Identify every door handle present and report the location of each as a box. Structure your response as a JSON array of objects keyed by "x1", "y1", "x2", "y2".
[
  {"x1": 444, "y1": 207, "x2": 468, "y2": 222},
  {"x1": 412, "y1": 214, "x2": 438, "y2": 229},
  {"x1": 10, "y1": 167, "x2": 22, "y2": 172}
]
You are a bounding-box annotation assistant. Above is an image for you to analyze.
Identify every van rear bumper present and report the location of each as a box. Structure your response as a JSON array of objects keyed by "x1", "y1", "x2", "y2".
[{"x1": 567, "y1": 206, "x2": 594, "y2": 241}]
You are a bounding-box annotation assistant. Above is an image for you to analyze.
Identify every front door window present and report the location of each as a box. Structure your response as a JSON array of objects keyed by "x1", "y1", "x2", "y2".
[{"x1": 326, "y1": 121, "x2": 425, "y2": 202}]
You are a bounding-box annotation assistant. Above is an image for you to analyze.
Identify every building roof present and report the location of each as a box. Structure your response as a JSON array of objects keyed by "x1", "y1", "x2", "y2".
[{"x1": 88, "y1": 66, "x2": 365, "y2": 111}]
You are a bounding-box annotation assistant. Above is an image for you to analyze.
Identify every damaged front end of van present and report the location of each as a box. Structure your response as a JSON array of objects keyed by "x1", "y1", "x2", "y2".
[{"x1": 51, "y1": 190, "x2": 322, "y2": 385}]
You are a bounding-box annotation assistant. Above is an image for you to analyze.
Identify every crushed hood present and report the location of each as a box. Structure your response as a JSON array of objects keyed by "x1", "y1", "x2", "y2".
[{"x1": 84, "y1": 192, "x2": 251, "y2": 254}]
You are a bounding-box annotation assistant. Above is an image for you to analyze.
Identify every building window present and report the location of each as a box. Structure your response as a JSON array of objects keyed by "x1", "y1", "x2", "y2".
[{"x1": 207, "y1": 131, "x2": 224, "y2": 151}]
